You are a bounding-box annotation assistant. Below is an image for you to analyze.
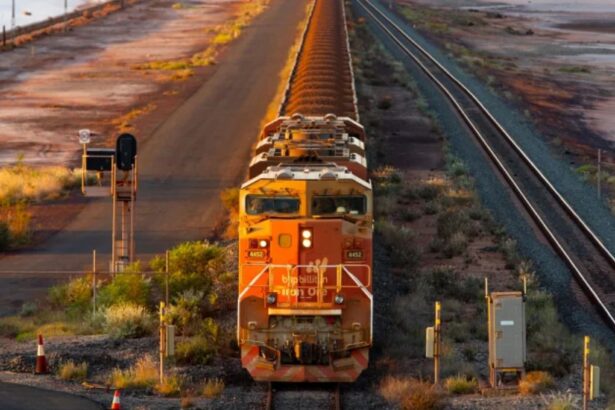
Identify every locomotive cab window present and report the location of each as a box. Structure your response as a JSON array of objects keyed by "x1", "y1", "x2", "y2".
[
  {"x1": 246, "y1": 195, "x2": 300, "y2": 215},
  {"x1": 312, "y1": 195, "x2": 367, "y2": 216}
]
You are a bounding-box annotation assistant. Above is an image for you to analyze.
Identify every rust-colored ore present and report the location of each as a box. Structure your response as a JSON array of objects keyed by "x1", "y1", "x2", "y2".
[{"x1": 281, "y1": 0, "x2": 357, "y2": 120}]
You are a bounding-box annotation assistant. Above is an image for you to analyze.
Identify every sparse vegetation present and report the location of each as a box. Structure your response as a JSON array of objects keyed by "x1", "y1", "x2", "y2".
[
  {"x1": 380, "y1": 377, "x2": 443, "y2": 410},
  {"x1": 519, "y1": 371, "x2": 555, "y2": 395},
  {"x1": 558, "y1": 65, "x2": 591, "y2": 74},
  {"x1": 156, "y1": 374, "x2": 183, "y2": 397},
  {"x1": 112, "y1": 103, "x2": 156, "y2": 132},
  {"x1": 104, "y1": 303, "x2": 154, "y2": 339},
  {"x1": 58, "y1": 360, "x2": 88, "y2": 381},
  {"x1": 541, "y1": 391, "x2": 580, "y2": 410},
  {"x1": 202, "y1": 378, "x2": 225, "y2": 398},
  {"x1": 110, "y1": 355, "x2": 158, "y2": 389},
  {"x1": 0, "y1": 162, "x2": 79, "y2": 203},
  {"x1": 175, "y1": 334, "x2": 217, "y2": 365},
  {"x1": 133, "y1": 0, "x2": 269, "y2": 79},
  {"x1": 444, "y1": 374, "x2": 478, "y2": 394}
]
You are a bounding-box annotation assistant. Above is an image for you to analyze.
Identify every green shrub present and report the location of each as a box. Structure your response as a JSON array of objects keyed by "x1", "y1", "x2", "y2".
[
  {"x1": 166, "y1": 289, "x2": 204, "y2": 336},
  {"x1": 49, "y1": 275, "x2": 92, "y2": 316},
  {"x1": 444, "y1": 374, "x2": 478, "y2": 394},
  {"x1": 377, "y1": 221, "x2": 420, "y2": 268},
  {"x1": 19, "y1": 302, "x2": 37, "y2": 317},
  {"x1": 97, "y1": 264, "x2": 151, "y2": 307},
  {"x1": 175, "y1": 335, "x2": 216, "y2": 365},
  {"x1": 104, "y1": 303, "x2": 154, "y2": 339},
  {"x1": 425, "y1": 266, "x2": 457, "y2": 297},
  {"x1": 525, "y1": 290, "x2": 577, "y2": 376},
  {"x1": 58, "y1": 360, "x2": 88, "y2": 381},
  {"x1": 436, "y1": 210, "x2": 469, "y2": 240},
  {"x1": 151, "y1": 241, "x2": 225, "y2": 298}
]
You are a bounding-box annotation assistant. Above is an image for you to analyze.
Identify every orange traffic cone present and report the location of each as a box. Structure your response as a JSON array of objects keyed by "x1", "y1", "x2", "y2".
[
  {"x1": 35, "y1": 334, "x2": 47, "y2": 374},
  {"x1": 110, "y1": 389, "x2": 121, "y2": 410}
]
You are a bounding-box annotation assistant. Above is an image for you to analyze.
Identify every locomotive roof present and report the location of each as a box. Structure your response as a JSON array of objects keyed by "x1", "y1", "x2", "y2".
[{"x1": 241, "y1": 164, "x2": 372, "y2": 190}]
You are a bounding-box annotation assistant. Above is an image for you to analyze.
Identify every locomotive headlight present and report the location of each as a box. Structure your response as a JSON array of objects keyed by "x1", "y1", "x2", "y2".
[
  {"x1": 301, "y1": 229, "x2": 312, "y2": 239},
  {"x1": 266, "y1": 292, "x2": 277, "y2": 305},
  {"x1": 259, "y1": 239, "x2": 268, "y2": 248},
  {"x1": 334, "y1": 293, "x2": 345, "y2": 305},
  {"x1": 302, "y1": 238, "x2": 312, "y2": 248}
]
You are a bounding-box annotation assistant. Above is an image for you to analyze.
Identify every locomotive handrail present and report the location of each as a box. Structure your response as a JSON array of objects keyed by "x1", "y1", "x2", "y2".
[{"x1": 241, "y1": 263, "x2": 371, "y2": 289}]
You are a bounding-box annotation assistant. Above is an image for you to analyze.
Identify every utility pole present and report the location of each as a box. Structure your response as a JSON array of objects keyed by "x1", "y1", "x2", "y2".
[
  {"x1": 165, "y1": 250, "x2": 170, "y2": 305},
  {"x1": 159, "y1": 302, "x2": 166, "y2": 384},
  {"x1": 434, "y1": 301, "x2": 441, "y2": 384},
  {"x1": 11, "y1": 0, "x2": 15, "y2": 29}
]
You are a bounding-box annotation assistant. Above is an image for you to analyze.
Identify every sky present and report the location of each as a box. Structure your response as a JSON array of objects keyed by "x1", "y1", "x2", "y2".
[{"x1": 0, "y1": 0, "x2": 105, "y2": 29}]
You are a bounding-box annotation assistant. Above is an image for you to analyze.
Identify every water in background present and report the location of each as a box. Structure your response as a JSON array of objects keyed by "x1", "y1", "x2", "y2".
[{"x1": 0, "y1": 0, "x2": 107, "y2": 29}]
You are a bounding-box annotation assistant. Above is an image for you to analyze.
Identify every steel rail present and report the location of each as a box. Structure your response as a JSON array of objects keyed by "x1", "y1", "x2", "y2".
[
  {"x1": 355, "y1": 0, "x2": 615, "y2": 328},
  {"x1": 360, "y1": 0, "x2": 615, "y2": 269}
]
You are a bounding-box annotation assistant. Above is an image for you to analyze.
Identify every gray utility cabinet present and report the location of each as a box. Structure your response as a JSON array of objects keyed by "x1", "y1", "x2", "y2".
[{"x1": 487, "y1": 291, "x2": 526, "y2": 387}]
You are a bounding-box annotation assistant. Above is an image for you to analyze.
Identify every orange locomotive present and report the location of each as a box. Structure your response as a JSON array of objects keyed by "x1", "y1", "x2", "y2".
[{"x1": 237, "y1": 0, "x2": 372, "y2": 383}]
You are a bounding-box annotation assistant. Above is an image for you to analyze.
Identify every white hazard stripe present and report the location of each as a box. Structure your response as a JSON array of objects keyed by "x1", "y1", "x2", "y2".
[{"x1": 37, "y1": 344, "x2": 45, "y2": 356}]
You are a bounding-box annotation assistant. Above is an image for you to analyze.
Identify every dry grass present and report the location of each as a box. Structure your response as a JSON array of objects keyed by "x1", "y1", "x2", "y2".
[
  {"x1": 519, "y1": 371, "x2": 554, "y2": 395},
  {"x1": 444, "y1": 374, "x2": 478, "y2": 394},
  {"x1": 156, "y1": 374, "x2": 183, "y2": 397},
  {"x1": 0, "y1": 164, "x2": 79, "y2": 203},
  {"x1": 58, "y1": 360, "x2": 88, "y2": 381},
  {"x1": 135, "y1": 0, "x2": 269, "y2": 82},
  {"x1": 180, "y1": 396, "x2": 195, "y2": 408},
  {"x1": 110, "y1": 355, "x2": 158, "y2": 389},
  {"x1": 380, "y1": 377, "x2": 443, "y2": 409},
  {"x1": 541, "y1": 391, "x2": 580, "y2": 410},
  {"x1": 112, "y1": 103, "x2": 156, "y2": 132},
  {"x1": 202, "y1": 378, "x2": 225, "y2": 398}
]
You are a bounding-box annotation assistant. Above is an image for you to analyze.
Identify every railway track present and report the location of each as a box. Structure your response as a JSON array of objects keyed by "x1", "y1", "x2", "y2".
[
  {"x1": 265, "y1": 383, "x2": 341, "y2": 410},
  {"x1": 354, "y1": 0, "x2": 615, "y2": 331}
]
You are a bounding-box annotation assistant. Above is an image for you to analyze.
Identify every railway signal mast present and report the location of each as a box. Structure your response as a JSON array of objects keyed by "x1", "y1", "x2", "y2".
[{"x1": 80, "y1": 130, "x2": 138, "y2": 272}]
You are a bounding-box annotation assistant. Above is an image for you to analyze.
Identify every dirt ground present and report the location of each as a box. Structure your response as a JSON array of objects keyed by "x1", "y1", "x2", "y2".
[
  {"x1": 0, "y1": 0, "x2": 247, "y2": 167},
  {"x1": 397, "y1": 0, "x2": 615, "y2": 168}
]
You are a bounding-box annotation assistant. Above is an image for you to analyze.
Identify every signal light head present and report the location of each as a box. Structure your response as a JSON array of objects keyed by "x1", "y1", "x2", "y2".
[
  {"x1": 301, "y1": 229, "x2": 312, "y2": 239},
  {"x1": 259, "y1": 239, "x2": 268, "y2": 248},
  {"x1": 302, "y1": 238, "x2": 312, "y2": 248}
]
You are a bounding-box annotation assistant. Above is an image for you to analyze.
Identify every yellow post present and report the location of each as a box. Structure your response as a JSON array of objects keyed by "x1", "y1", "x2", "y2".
[
  {"x1": 434, "y1": 301, "x2": 441, "y2": 384},
  {"x1": 583, "y1": 336, "x2": 590, "y2": 410},
  {"x1": 159, "y1": 301, "x2": 166, "y2": 384}
]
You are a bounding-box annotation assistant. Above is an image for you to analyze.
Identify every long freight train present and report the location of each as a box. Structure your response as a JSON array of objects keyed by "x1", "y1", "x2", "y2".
[{"x1": 237, "y1": 0, "x2": 372, "y2": 383}]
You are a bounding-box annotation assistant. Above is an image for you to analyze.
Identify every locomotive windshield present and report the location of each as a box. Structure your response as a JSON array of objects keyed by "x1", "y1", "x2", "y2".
[
  {"x1": 246, "y1": 195, "x2": 300, "y2": 215},
  {"x1": 312, "y1": 195, "x2": 366, "y2": 216}
]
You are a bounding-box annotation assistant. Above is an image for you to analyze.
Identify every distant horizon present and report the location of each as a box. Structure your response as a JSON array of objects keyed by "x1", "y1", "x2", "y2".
[{"x1": 0, "y1": 0, "x2": 106, "y2": 29}]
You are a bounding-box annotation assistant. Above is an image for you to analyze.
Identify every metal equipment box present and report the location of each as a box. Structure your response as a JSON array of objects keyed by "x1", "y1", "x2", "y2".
[
  {"x1": 85, "y1": 148, "x2": 115, "y2": 171},
  {"x1": 487, "y1": 291, "x2": 526, "y2": 387}
]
